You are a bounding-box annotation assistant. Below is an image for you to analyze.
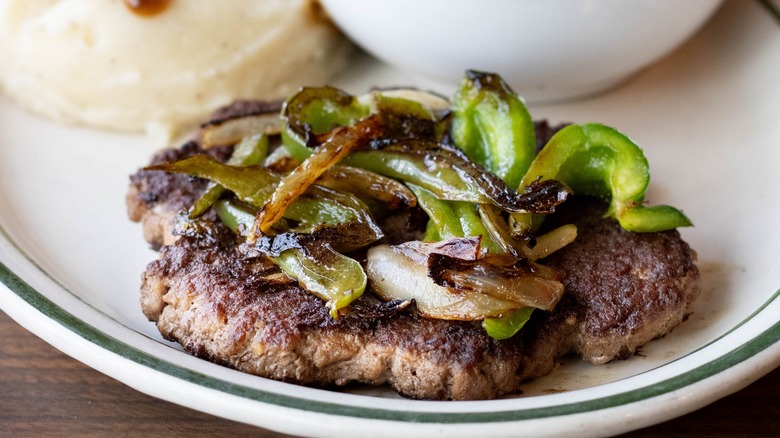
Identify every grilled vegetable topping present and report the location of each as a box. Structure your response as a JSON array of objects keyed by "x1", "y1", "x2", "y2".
[{"x1": 148, "y1": 70, "x2": 691, "y2": 335}]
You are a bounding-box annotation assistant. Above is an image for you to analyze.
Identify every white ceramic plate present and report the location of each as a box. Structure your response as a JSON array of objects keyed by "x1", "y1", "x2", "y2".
[{"x1": 1, "y1": 1, "x2": 778, "y2": 436}]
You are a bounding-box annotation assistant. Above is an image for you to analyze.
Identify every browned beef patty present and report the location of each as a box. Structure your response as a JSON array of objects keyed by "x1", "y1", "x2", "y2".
[
  {"x1": 134, "y1": 195, "x2": 699, "y2": 400},
  {"x1": 129, "y1": 117, "x2": 700, "y2": 400},
  {"x1": 541, "y1": 199, "x2": 700, "y2": 365}
]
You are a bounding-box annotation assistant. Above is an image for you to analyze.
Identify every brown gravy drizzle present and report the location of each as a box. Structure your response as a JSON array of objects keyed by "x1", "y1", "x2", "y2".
[{"x1": 123, "y1": 0, "x2": 172, "y2": 18}]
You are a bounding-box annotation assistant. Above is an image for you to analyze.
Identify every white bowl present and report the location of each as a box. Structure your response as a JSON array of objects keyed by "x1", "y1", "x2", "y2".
[{"x1": 321, "y1": 0, "x2": 723, "y2": 102}]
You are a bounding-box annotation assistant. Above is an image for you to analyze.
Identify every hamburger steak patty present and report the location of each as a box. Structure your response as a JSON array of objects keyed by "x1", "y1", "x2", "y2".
[{"x1": 129, "y1": 127, "x2": 700, "y2": 401}]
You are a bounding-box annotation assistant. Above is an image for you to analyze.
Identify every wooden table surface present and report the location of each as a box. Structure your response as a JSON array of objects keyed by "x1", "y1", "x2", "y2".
[{"x1": 1, "y1": 310, "x2": 777, "y2": 437}]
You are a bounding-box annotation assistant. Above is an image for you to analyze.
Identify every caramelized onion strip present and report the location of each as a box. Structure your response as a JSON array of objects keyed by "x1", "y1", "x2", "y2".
[{"x1": 250, "y1": 115, "x2": 384, "y2": 240}]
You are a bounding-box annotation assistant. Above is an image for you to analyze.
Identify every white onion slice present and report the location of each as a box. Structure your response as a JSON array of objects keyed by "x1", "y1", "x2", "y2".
[{"x1": 367, "y1": 244, "x2": 522, "y2": 320}]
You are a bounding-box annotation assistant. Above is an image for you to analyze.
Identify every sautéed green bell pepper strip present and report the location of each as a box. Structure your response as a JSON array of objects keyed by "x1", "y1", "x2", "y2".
[
  {"x1": 511, "y1": 123, "x2": 692, "y2": 236},
  {"x1": 411, "y1": 178, "x2": 539, "y2": 339},
  {"x1": 214, "y1": 200, "x2": 366, "y2": 318},
  {"x1": 274, "y1": 246, "x2": 367, "y2": 319},
  {"x1": 189, "y1": 133, "x2": 269, "y2": 218},
  {"x1": 451, "y1": 70, "x2": 536, "y2": 189},
  {"x1": 280, "y1": 86, "x2": 499, "y2": 207}
]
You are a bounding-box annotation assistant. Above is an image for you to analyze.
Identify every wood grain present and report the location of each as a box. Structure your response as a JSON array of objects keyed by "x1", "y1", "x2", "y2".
[{"x1": 1, "y1": 310, "x2": 777, "y2": 437}]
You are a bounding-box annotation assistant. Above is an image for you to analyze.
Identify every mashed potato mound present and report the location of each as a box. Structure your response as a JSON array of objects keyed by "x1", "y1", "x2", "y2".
[{"x1": 0, "y1": 0, "x2": 352, "y2": 137}]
